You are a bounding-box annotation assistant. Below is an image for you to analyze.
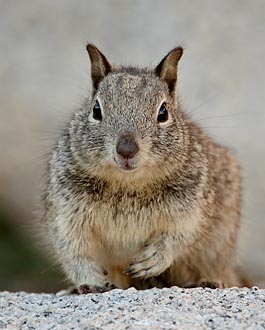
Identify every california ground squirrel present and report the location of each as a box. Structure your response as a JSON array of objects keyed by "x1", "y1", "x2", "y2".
[{"x1": 43, "y1": 44, "x2": 245, "y2": 293}]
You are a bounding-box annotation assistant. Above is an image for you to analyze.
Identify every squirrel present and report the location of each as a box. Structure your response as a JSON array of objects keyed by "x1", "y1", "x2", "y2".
[{"x1": 42, "y1": 44, "x2": 246, "y2": 293}]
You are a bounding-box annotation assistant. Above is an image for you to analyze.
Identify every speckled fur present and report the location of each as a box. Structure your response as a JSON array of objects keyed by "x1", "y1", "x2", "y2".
[{"x1": 42, "y1": 44, "x2": 243, "y2": 291}]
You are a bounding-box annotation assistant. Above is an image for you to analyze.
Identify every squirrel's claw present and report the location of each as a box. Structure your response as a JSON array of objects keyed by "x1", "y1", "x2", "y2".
[
  {"x1": 125, "y1": 240, "x2": 173, "y2": 279},
  {"x1": 79, "y1": 282, "x2": 117, "y2": 294}
]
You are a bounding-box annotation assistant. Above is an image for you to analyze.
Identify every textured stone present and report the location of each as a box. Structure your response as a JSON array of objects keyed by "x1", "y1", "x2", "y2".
[{"x1": 0, "y1": 287, "x2": 265, "y2": 329}]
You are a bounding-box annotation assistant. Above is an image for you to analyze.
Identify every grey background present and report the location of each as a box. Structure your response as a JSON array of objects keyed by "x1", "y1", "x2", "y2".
[{"x1": 0, "y1": 0, "x2": 264, "y2": 289}]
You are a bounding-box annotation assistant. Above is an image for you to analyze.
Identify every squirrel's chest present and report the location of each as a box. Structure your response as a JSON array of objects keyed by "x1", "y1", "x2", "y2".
[
  {"x1": 89, "y1": 195, "x2": 164, "y2": 237},
  {"x1": 61, "y1": 190, "x2": 201, "y2": 286},
  {"x1": 80, "y1": 193, "x2": 172, "y2": 260}
]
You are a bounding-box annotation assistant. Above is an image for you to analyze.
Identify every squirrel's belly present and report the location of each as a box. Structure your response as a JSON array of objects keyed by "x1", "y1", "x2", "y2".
[
  {"x1": 87, "y1": 211, "x2": 159, "y2": 288},
  {"x1": 90, "y1": 226, "x2": 145, "y2": 289},
  {"x1": 92, "y1": 223, "x2": 146, "y2": 267},
  {"x1": 82, "y1": 198, "x2": 196, "y2": 288}
]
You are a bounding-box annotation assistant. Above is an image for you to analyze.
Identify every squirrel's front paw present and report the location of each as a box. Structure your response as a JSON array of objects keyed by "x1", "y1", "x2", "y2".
[
  {"x1": 125, "y1": 239, "x2": 173, "y2": 279},
  {"x1": 79, "y1": 282, "x2": 117, "y2": 294}
]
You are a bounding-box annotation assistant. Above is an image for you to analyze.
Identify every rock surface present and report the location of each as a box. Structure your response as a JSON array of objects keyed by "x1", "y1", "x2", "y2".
[{"x1": 1, "y1": 287, "x2": 264, "y2": 329}]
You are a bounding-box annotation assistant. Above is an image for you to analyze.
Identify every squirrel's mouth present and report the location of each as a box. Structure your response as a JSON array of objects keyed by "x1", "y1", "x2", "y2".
[{"x1": 114, "y1": 156, "x2": 138, "y2": 172}]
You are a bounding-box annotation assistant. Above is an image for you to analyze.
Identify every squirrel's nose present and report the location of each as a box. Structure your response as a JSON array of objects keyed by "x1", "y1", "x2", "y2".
[{"x1": 116, "y1": 135, "x2": 139, "y2": 159}]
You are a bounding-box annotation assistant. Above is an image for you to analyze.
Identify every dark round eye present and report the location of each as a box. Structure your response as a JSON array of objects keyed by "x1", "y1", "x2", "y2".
[
  {"x1": 93, "y1": 100, "x2": 102, "y2": 121},
  {"x1": 157, "y1": 102, "x2": 168, "y2": 123}
]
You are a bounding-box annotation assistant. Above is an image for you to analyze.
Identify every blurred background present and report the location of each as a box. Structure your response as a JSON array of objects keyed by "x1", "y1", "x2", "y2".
[{"x1": 0, "y1": 0, "x2": 264, "y2": 292}]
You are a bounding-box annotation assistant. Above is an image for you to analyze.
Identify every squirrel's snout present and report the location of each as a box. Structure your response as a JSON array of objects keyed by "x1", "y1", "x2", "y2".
[{"x1": 116, "y1": 135, "x2": 139, "y2": 159}]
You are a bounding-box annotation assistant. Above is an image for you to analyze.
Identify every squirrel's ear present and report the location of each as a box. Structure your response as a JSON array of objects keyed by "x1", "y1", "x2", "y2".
[
  {"x1": 86, "y1": 44, "x2": 112, "y2": 92},
  {"x1": 155, "y1": 47, "x2": 183, "y2": 98}
]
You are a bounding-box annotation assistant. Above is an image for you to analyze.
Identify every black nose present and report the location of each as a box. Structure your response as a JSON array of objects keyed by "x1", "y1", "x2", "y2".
[{"x1": 116, "y1": 135, "x2": 139, "y2": 159}]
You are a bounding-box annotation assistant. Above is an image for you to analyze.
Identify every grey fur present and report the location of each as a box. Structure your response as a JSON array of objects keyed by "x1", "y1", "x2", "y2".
[{"x1": 42, "y1": 44, "x2": 245, "y2": 292}]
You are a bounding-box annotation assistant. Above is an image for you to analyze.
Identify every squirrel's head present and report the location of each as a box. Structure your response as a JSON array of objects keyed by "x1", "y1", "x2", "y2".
[{"x1": 69, "y1": 44, "x2": 190, "y2": 188}]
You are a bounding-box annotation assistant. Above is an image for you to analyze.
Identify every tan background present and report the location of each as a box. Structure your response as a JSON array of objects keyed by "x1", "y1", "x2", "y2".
[{"x1": 0, "y1": 0, "x2": 264, "y2": 291}]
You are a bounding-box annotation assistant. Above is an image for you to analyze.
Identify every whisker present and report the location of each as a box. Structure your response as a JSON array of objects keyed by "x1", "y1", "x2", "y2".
[
  {"x1": 184, "y1": 94, "x2": 219, "y2": 117},
  {"x1": 193, "y1": 111, "x2": 246, "y2": 123}
]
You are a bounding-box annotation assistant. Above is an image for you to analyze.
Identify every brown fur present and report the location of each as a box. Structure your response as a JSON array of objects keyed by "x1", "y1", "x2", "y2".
[{"x1": 42, "y1": 44, "x2": 245, "y2": 292}]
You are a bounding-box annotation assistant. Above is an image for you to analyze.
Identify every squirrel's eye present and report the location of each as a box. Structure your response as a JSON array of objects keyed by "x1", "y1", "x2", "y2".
[
  {"x1": 157, "y1": 102, "x2": 168, "y2": 123},
  {"x1": 93, "y1": 100, "x2": 102, "y2": 121}
]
